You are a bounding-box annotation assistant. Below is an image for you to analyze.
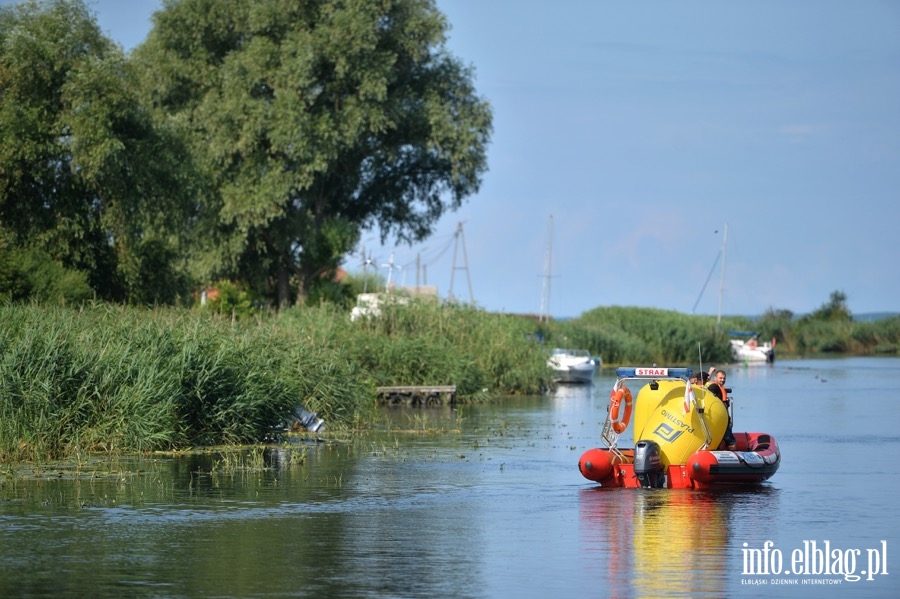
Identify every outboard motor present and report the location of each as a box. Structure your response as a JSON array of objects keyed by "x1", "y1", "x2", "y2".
[{"x1": 633, "y1": 440, "x2": 666, "y2": 488}]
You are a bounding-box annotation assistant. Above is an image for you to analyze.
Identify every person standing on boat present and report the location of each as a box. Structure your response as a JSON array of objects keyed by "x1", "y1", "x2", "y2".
[{"x1": 707, "y1": 368, "x2": 736, "y2": 450}]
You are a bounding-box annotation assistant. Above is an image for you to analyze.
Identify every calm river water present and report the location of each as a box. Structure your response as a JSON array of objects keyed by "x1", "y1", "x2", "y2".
[{"x1": 1, "y1": 357, "x2": 898, "y2": 598}]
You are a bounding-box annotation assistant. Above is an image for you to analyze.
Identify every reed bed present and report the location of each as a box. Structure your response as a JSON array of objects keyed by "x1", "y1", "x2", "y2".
[
  {"x1": 278, "y1": 300, "x2": 551, "y2": 397},
  {"x1": 0, "y1": 301, "x2": 550, "y2": 461},
  {"x1": 555, "y1": 306, "x2": 732, "y2": 365},
  {"x1": 5, "y1": 300, "x2": 893, "y2": 461},
  {"x1": 0, "y1": 304, "x2": 367, "y2": 461}
]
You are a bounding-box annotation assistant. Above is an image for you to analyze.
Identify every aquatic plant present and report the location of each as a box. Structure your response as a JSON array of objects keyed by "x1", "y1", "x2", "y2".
[
  {"x1": 3, "y1": 297, "x2": 892, "y2": 461},
  {"x1": 0, "y1": 301, "x2": 548, "y2": 460},
  {"x1": 552, "y1": 306, "x2": 732, "y2": 365},
  {"x1": 0, "y1": 304, "x2": 369, "y2": 460}
]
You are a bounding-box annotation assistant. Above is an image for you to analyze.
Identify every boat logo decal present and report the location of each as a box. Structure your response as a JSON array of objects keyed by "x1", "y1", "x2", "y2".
[
  {"x1": 652, "y1": 422, "x2": 684, "y2": 443},
  {"x1": 659, "y1": 409, "x2": 695, "y2": 434},
  {"x1": 635, "y1": 367, "x2": 668, "y2": 376}
]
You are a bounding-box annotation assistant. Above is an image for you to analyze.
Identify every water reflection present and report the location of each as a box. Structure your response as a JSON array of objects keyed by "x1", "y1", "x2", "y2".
[
  {"x1": 552, "y1": 383, "x2": 595, "y2": 400},
  {"x1": 2, "y1": 358, "x2": 897, "y2": 598},
  {"x1": 579, "y1": 487, "x2": 782, "y2": 598},
  {"x1": 635, "y1": 492, "x2": 724, "y2": 597}
]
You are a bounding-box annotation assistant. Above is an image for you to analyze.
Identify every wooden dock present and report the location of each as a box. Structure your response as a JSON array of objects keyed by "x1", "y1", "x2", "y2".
[{"x1": 376, "y1": 385, "x2": 457, "y2": 406}]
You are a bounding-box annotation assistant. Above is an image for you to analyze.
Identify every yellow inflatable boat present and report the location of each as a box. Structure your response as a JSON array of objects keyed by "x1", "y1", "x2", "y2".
[{"x1": 578, "y1": 367, "x2": 780, "y2": 488}]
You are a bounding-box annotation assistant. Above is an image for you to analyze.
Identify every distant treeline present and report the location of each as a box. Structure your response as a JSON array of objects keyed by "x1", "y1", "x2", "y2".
[{"x1": 550, "y1": 291, "x2": 900, "y2": 364}]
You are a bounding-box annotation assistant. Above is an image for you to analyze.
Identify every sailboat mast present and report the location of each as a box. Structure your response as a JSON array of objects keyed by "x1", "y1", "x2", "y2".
[
  {"x1": 539, "y1": 214, "x2": 553, "y2": 323},
  {"x1": 717, "y1": 223, "x2": 728, "y2": 326}
]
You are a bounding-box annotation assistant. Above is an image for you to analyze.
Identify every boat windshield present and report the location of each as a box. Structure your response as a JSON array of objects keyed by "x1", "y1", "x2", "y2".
[{"x1": 550, "y1": 348, "x2": 591, "y2": 358}]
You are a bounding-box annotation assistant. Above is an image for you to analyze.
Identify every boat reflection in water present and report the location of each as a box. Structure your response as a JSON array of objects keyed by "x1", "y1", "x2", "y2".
[{"x1": 579, "y1": 489, "x2": 731, "y2": 598}]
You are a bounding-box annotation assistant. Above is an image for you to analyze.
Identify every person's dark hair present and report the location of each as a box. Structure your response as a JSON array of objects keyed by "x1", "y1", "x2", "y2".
[{"x1": 701, "y1": 372, "x2": 710, "y2": 384}]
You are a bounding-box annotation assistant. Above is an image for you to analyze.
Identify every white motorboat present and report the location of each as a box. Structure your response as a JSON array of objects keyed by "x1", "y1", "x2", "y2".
[
  {"x1": 729, "y1": 332, "x2": 775, "y2": 363},
  {"x1": 548, "y1": 348, "x2": 599, "y2": 384}
]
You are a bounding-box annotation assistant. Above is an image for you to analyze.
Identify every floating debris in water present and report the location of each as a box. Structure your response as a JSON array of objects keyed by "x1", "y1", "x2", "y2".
[{"x1": 294, "y1": 407, "x2": 326, "y2": 432}]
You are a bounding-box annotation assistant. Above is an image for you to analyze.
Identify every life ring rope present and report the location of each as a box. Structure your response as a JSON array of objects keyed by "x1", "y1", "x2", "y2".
[{"x1": 609, "y1": 386, "x2": 633, "y2": 434}]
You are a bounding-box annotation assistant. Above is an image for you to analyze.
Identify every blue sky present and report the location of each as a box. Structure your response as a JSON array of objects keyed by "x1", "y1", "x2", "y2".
[{"x1": 18, "y1": 0, "x2": 900, "y2": 317}]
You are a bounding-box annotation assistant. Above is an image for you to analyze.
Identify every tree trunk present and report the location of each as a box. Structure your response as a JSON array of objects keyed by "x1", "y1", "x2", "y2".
[{"x1": 277, "y1": 261, "x2": 292, "y2": 309}]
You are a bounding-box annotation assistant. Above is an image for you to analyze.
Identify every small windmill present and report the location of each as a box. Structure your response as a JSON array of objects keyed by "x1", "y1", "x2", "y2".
[
  {"x1": 360, "y1": 249, "x2": 377, "y2": 293},
  {"x1": 382, "y1": 252, "x2": 402, "y2": 291}
]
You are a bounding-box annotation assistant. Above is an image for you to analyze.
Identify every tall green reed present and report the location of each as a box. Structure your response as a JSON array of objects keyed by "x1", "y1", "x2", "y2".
[
  {"x1": 4, "y1": 298, "x2": 892, "y2": 461},
  {"x1": 0, "y1": 304, "x2": 371, "y2": 460},
  {"x1": 299, "y1": 299, "x2": 551, "y2": 397},
  {"x1": 562, "y1": 306, "x2": 732, "y2": 365}
]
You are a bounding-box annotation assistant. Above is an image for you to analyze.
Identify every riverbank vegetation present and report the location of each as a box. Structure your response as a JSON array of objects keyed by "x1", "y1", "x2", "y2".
[
  {"x1": 2, "y1": 292, "x2": 898, "y2": 462},
  {"x1": 553, "y1": 291, "x2": 900, "y2": 364},
  {"x1": 0, "y1": 301, "x2": 548, "y2": 461}
]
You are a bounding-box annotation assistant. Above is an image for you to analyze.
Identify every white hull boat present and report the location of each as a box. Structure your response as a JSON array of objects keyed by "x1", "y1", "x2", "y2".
[
  {"x1": 729, "y1": 333, "x2": 775, "y2": 363},
  {"x1": 548, "y1": 348, "x2": 599, "y2": 384}
]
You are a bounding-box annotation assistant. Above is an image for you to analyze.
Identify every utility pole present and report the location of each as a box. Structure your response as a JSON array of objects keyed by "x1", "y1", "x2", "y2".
[{"x1": 448, "y1": 221, "x2": 474, "y2": 304}]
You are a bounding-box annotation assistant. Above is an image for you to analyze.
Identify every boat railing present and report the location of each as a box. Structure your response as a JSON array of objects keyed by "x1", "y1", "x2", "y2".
[{"x1": 601, "y1": 419, "x2": 622, "y2": 459}]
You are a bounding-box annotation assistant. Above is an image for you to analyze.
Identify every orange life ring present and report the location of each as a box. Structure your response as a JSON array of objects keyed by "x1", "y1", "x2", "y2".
[
  {"x1": 609, "y1": 386, "x2": 633, "y2": 434},
  {"x1": 748, "y1": 339, "x2": 758, "y2": 350}
]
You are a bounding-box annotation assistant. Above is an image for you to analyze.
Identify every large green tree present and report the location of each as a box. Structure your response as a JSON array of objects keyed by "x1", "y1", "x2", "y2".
[
  {"x1": 134, "y1": 0, "x2": 492, "y2": 307},
  {"x1": 0, "y1": 0, "x2": 198, "y2": 304}
]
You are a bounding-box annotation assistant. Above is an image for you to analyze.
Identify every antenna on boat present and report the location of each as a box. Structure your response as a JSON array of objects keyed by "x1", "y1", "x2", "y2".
[{"x1": 697, "y1": 342, "x2": 704, "y2": 381}]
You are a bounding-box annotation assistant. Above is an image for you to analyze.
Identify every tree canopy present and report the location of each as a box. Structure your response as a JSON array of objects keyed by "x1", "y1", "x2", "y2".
[
  {"x1": 806, "y1": 290, "x2": 852, "y2": 322},
  {"x1": 133, "y1": 0, "x2": 493, "y2": 306},
  {"x1": 0, "y1": 0, "x2": 491, "y2": 308},
  {"x1": 0, "y1": 0, "x2": 199, "y2": 304}
]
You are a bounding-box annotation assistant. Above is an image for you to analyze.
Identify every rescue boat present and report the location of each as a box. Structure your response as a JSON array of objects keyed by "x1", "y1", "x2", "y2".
[{"x1": 578, "y1": 367, "x2": 780, "y2": 489}]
